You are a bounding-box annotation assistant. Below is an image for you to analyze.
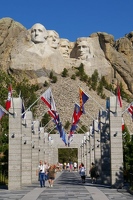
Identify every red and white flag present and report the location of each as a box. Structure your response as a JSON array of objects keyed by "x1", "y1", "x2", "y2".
[
  {"x1": 122, "y1": 117, "x2": 125, "y2": 131},
  {"x1": 127, "y1": 102, "x2": 133, "y2": 119},
  {"x1": 40, "y1": 87, "x2": 56, "y2": 112},
  {"x1": 117, "y1": 85, "x2": 122, "y2": 108},
  {"x1": 5, "y1": 85, "x2": 12, "y2": 110}
]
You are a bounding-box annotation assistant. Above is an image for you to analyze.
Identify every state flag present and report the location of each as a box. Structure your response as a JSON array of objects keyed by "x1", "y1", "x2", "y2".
[
  {"x1": 79, "y1": 87, "x2": 89, "y2": 113},
  {"x1": 5, "y1": 85, "x2": 12, "y2": 110},
  {"x1": 40, "y1": 87, "x2": 56, "y2": 112}
]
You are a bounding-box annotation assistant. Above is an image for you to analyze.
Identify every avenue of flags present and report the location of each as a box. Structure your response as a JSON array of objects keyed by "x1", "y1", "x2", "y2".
[
  {"x1": 40, "y1": 87, "x2": 89, "y2": 146},
  {"x1": 2, "y1": 82, "x2": 133, "y2": 146}
]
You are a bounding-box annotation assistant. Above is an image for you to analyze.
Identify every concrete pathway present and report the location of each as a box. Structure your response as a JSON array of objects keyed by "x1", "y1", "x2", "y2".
[{"x1": 0, "y1": 171, "x2": 132, "y2": 200}]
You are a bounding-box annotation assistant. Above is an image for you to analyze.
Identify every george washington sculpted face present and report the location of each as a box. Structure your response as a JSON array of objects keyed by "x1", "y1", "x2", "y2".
[{"x1": 31, "y1": 23, "x2": 47, "y2": 44}]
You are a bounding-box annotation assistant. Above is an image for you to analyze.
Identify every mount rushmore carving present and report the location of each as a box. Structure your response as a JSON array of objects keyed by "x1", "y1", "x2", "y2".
[{"x1": 0, "y1": 17, "x2": 133, "y2": 93}]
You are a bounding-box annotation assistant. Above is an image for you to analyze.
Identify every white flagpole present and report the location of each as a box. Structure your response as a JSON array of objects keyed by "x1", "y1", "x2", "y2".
[
  {"x1": 48, "y1": 125, "x2": 56, "y2": 134},
  {"x1": 77, "y1": 124, "x2": 86, "y2": 134},
  {"x1": 21, "y1": 96, "x2": 40, "y2": 116},
  {"x1": 122, "y1": 102, "x2": 133, "y2": 115},
  {"x1": 85, "y1": 91, "x2": 106, "y2": 111},
  {"x1": 43, "y1": 118, "x2": 53, "y2": 129},
  {"x1": 0, "y1": 105, "x2": 9, "y2": 115},
  {"x1": 63, "y1": 81, "x2": 106, "y2": 111},
  {"x1": 122, "y1": 107, "x2": 128, "y2": 115}
]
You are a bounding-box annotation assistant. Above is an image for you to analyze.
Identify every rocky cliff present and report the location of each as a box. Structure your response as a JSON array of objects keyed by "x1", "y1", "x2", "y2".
[{"x1": 0, "y1": 17, "x2": 133, "y2": 133}]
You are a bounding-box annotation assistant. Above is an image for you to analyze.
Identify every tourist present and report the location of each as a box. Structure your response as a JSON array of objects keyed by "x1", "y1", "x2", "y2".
[
  {"x1": 73, "y1": 161, "x2": 77, "y2": 171},
  {"x1": 36, "y1": 160, "x2": 45, "y2": 187},
  {"x1": 66, "y1": 162, "x2": 70, "y2": 171},
  {"x1": 89, "y1": 162, "x2": 97, "y2": 183},
  {"x1": 64, "y1": 162, "x2": 66, "y2": 170},
  {"x1": 69, "y1": 161, "x2": 73, "y2": 172},
  {"x1": 79, "y1": 163, "x2": 86, "y2": 183},
  {"x1": 47, "y1": 164, "x2": 56, "y2": 187}
]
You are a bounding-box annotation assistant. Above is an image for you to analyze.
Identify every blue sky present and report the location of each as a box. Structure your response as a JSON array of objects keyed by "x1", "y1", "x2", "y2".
[{"x1": 1, "y1": 0, "x2": 133, "y2": 42}]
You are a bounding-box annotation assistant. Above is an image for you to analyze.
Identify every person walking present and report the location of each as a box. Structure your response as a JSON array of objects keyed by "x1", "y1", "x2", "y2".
[
  {"x1": 47, "y1": 164, "x2": 56, "y2": 187},
  {"x1": 89, "y1": 162, "x2": 97, "y2": 183},
  {"x1": 79, "y1": 163, "x2": 86, "y2": 183},
  {"x1": 36, "y1": 160, "x2": 45, "y2": 187},
  {"x1": 73, "y1": 162, "x2": 77, "y2": 171},
  {"x1": 69, "y1": 161, "x2": 73, "y2": 172}
]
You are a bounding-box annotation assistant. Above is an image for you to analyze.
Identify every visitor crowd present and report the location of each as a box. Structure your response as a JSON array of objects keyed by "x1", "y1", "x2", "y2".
[{"x1": 36, "y1": 160, "x2": 98, "y2": 187}]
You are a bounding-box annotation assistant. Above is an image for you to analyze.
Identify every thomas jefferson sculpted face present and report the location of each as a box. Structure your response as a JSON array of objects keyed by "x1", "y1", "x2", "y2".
[
  {"x1": 47, "y1": 30, "x2": 59, "y2": 49},
  {"x1": 31, "y1": 23, "x2": 47, "y2": 44}
]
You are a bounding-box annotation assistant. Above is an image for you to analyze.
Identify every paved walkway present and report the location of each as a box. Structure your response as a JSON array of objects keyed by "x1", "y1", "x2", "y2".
[{"x1": 0, "y1": 171, "x2": 132, "y2": 200}]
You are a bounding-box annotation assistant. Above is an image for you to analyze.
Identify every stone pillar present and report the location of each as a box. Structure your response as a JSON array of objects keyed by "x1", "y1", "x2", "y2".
[
  {"x1": 44, "y1": 132, "x2": 49, "y2": 162},
  {"x1": 78, "y1": 147, "x2": 81, "y2": 169},
  {"x1": 48, "y1": 135, "x2": 54, "y2": 164},
  {"x1": 100, "y1": 107, "x2": 111, "y2": 185},
  {"x1": 31, "y1": 120, "x2": 39, "y2": 183},
  {"x1": 110, "y1": 96, "x2": 123, "y2": 188},
  {"x1": 85, "y1": 132, "x2": 90, "y2": 176},
  {"x1": 8, "y1": 97, "x2": 22, "y2": 190},
  {"x1": 38, "y1": 127, "x2": 45, "y2": 161},
  {"x1": 94, "y1": 118, "x2": 101, "y2": 175},
  {"x1": 83, "y1": 135, "x2": 86, "y2": 168},
  {"x1": 81, "y1": 140, "x2": 84, "y2": 163},
  {"x1": 90, "y1": 123, "x2": 94, "y2": 165},
  {"x1": 21, "y1": 111, "x2": 32, "y2": 185}
]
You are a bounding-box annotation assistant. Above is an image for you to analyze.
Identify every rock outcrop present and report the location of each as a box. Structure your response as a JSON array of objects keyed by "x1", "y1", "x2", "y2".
[
  {"x1": 0, "y1": 17, "x2": 133, "y2": 94},
  {"x1": 0, "y1": 17, "x2": 133, "y2": 132}
]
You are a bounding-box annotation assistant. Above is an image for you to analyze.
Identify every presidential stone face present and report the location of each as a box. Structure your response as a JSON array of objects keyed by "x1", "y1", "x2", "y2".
[
  {"x1": 31, "y1": 23, "x2": 48, "y2": 43},
  {"x1": 47, "y1": 30, "x2": 59, "y2": 49},
  {"x1": 76, "y1": 37, "x2": 91, "y2": 60},
  {"x1": 59, "y1": 38, "x2": 70, "y2": 58}
]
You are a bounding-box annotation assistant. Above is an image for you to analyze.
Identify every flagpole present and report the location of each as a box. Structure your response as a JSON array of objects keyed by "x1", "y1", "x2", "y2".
[
  {"x1": 77, "y1": 124, "x2": 87, "y2": 134},
  {"x1": 21, "y1": 96, "x2": 40, "y2": 116},
  {"x1": 48, "y1": 125, "x2": 56, "y2": 134},
  {"x1": 0, "y1": 105, "x2": 9, "y2": 115},
  {"x1": 38, "y1": 110, "x2": 49, "y2": 121},
  {"x1": 78, "y1": 86, "x2": 106, "y2": 111},
  {"x1": 122, "y1": 107, "x2": 128, "y2": 115},
  {"x1": 122, "y1": 101, "x2": 133, "y2": 115},
  {"x1": 85, "y1": 110, "x2": 96, "y2": 121},
  {"x1": 43, "y1": 118, "x2": 53, "y2": 130},
  {"x1": 63, "y1": 81, "x2": 106, "y2": 111}
]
